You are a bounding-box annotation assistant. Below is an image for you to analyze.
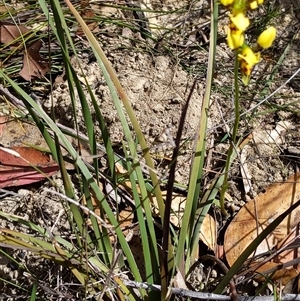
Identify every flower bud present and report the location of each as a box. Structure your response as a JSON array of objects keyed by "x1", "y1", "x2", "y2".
[{"x1": 257, "y1": 26, "x2": 276, "y2": 49}]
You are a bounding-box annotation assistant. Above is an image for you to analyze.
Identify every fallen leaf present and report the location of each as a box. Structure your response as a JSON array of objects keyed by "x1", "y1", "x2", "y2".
[
  {"x1": 224, "y1": 173, "x2": 300, "y2": 282},
  {"x1": 19, "y1": 40, "x2": 49, "y2": 81},
  {"x1": 275, "y1": 226, "x2": 300, "y2": 266},
  {"x1": 199, "y1": 214, "x2": 217, "y2": 251},
  {"x1": 252, "y1": 261, "x2": 299, "y2": 285},
  {"x1": 84, "y1": 190, "x2": 136, "y2": 243},
  {"x1": 152, "y1": 192, "x2": 217, "y2": 250},
  {"x1": 0, "y1": 146, "x2": 58, "y2": 188},
  {"x1": 115, "y1": 162, "x2": 141, "y2": 195},
  {"x1": 100, "y1": 206, "x2": 136, "y2": 243},
  {"x1": 174, "y1": 268, "x2": 188, "y2": 289},
  {"x1": 0, "y1": 21, "x2": 29, "y2": 45},
  {"x1": 0, "y1": 21, "x2": 49, "y2": 81},
  {"x1": 0, "y1": 116, "x2": 49, "y2": 148},
  {"x1": 76, "y1": 10, "x2": 99, "y2": 35}
]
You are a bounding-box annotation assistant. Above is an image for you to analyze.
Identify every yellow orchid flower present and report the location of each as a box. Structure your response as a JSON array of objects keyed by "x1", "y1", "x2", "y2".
[
  {"x1": 238, "y1": 46, "x2": 260, "y2": 84},
  {"x1": 240, "y1": 62, "x2": 251, "y2": 84},
  {"x1": 238, "y1": 46, "x2": 260, "y2": 65},
  {"x1": 230, "y1": 13, "x2": 250, "y2": 31},
  {"x1": 227, "y1": 25, "x2": 245, "y2": 49},
  {"x1": 257, "y1": 26, "x2": 276, "y2": 49},
  {"x1": 219, "y1": 0, "x2": 274, "y2": 84}
]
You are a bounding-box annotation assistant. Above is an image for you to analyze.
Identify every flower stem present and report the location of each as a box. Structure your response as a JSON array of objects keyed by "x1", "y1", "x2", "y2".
[{"x1": 219, "y1": 51, "x2": 240, "y2": 216}]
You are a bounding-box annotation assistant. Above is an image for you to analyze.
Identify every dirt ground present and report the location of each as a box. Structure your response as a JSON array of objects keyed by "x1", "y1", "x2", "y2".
[{"x1": 1, "y1": 0, "x2": 300, "y2": 299}]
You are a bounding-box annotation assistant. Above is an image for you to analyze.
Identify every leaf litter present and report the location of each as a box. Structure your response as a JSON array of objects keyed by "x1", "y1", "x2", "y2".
[
  {"x1": 0, "y1": 116, "x2": 58, "y2": 187},
  {"x1": 0, "y1": 21, "x2": 49, "y2": 81},
  {"x1": 0, "y1": 146, "x2": 58, "y2": 188},
  {"x1": 224, "y1": 172, "x2": 300, "y2": 286}
]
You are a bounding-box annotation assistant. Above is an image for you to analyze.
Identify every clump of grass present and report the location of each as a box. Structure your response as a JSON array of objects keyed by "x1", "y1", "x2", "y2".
[{"x1": 0, "y1": 0, "x2": 298, "y2": 300}]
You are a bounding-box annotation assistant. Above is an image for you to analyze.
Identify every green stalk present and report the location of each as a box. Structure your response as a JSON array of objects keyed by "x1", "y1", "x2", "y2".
[
  {"x1": 219, "y1": 51, "x2": 240, "y2": 216},
  {"x1": 175, "y1": 0, "x2": 218, "y2": 271}
]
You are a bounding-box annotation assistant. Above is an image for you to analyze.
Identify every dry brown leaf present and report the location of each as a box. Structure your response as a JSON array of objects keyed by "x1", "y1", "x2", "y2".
[
  {"x1": 115, "y1": 162, "x2": 142, "y2": 195},
  {"x1": 19, "y1": 40, "x2": 49, "y2": 81},
  {"x1": 275, "y1": 226, "x2": 300, "y2": 266},
  {"x1": 0, "y1": 21, "x2": 49, "y2": 81},
  {"x1": 251, "y1": 261, "x2": 299, "y2": 285},
  {"x1": 75, "y1": 0, "x2": 100, "y2": 35},
  {"x1": 0, "y1": 21, "x2": 29, "y2": 45},
  {"x1": 76, "y1": 10, "x2": 99, "y2": 35},
  {"x1": 0, "y1": 115, "x2": 50, "y2": 149},
  {"x1": 224, "y1": 173, "x2": 300, "y2": 282},
  {"x1": 151, "y1": 192, "x2": 217, "y2": 250},
  {"x1": 0, "y1": 146, "x2": 58, "y2": 188},
  {"x1": 199, "y1": 214, "x2": 217, "y2": 251},
  {"x1": 103, "y1": 207, "x2": 136, "y2": 243},
  {"x1": 173, "y1": 268, "x2": 188, "y2": 289}
]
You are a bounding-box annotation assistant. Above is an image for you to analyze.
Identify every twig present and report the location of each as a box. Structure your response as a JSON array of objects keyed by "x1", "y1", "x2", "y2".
[
  {"x1": 122, "y1": 279, "x2": 300, "y2": 301},
  {"x1": 0, "y1": 85, "x2": 26, "y2": 108},
  {"x1": 123, "y1": 279, "x2": 230, "y2": 300},
  {"x1": 0, "y1": 188, "x2": 22, "y2": 198}
]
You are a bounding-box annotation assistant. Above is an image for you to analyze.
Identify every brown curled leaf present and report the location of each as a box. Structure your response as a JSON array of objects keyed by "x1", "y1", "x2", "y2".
[
  {"x1": 0, "y1": 146, "x2": 58, "y2": 188},
  {"x1": 19, "y1": 40, "x2": 49, "y2": 81},
  {"x1": 0, "y1": 21, "x2": 29, "y2": 45},
  {"x1": 0, "y1": 21, "x2": 49, "y2": 81}
]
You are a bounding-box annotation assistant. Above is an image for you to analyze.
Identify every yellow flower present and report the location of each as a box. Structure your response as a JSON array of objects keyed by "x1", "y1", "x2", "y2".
[
  {"x1": 238, "y1": 46, "x2": 260, "y2": 65},
  {"x1": 238, "y1": 46, "x2": 260, "y2": 85},
  {"x1": 230, "y1": 13, "x2": 250, "y2": 32},
  {"x1": 257, "y1": 26, "x2": 276, "y2": 49},
  {"x1": 227, "y1": 25, "x2": 245, "y2": 49},
  {"x1": 220, "y1": 0, "x2": 235, "y2": 5},
  {"x1": 249, "y1": 1, "x2": 258, "y2": 9},
  {"x1": 248, "y1": 0, "x2": 264, "y2": 9}
]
